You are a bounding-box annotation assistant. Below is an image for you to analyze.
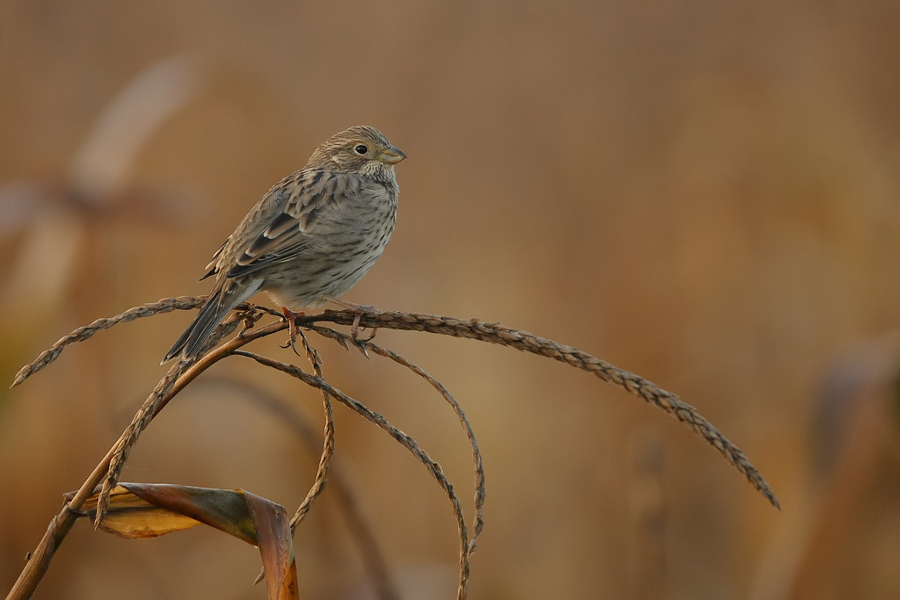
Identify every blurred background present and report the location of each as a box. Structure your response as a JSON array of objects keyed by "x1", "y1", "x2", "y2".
[{"x1": 2, "y1": 1, "x2": 900, "y2": 598}]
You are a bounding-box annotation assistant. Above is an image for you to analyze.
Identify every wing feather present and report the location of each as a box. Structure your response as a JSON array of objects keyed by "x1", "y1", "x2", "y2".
[
  {"x1": 225, "y1": 169, "x2": 354, "y2": 279},
  {"x1": 200, "y1": 237, "x2": 230, "y2": 280}
]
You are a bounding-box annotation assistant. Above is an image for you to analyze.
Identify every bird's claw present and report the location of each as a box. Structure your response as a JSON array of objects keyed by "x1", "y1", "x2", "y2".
[
  {"x1": 281, "y1": 307, "x2": 305, "y2": 358},
  {"x1": 324, "y1": 297, "x2": 379, "y2": 342}
]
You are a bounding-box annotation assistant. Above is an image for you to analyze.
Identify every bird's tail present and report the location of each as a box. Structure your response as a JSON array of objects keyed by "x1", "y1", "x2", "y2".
[{"x1": 162, "y1": 280, "x2": 259, "y2": 363}]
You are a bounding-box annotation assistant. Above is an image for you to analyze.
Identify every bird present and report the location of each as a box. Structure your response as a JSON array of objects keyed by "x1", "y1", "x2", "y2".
[{"x1": 163, "y1": 125, "x2": 405, "y2": 362}]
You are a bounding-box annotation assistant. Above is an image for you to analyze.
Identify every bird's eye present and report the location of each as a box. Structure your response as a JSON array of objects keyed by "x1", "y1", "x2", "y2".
[{"x1": 354, "y1": 144, "x2": 368, "y2": 155}]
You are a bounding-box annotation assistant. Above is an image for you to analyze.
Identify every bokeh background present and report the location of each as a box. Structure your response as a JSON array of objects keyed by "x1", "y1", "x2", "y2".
[{"x1": 2, "y1": 1, "x2": 900, "y2": 598}]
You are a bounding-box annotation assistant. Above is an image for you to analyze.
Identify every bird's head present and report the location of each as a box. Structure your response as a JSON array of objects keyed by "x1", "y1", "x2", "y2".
[{"x1": 307, "y1": 125, "x2": 406, "y2": 180}]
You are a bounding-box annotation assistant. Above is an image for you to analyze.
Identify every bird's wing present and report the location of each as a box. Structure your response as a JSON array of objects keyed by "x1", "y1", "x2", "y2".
[{"x1": 224, "y1": 169, "x2": 358, "y2": 279}]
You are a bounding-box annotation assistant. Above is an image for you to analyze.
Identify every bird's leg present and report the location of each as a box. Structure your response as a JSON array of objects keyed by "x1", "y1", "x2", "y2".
[
  {"x1": 281, "y1": 307, "x2": 305, "y2": 357},
  {"x1": 326, "y1": 297, "x2": 378, "y2": 341}
]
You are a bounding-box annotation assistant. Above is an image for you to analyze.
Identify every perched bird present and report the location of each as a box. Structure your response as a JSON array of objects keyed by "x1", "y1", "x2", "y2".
[{"x1": 163, "y1": 125, "x2": 405, "y2": 362}]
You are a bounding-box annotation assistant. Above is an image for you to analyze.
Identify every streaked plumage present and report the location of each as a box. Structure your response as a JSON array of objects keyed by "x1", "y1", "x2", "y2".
[{"x1": 164, "y1": 125, "x2": 405, "y2": 362}]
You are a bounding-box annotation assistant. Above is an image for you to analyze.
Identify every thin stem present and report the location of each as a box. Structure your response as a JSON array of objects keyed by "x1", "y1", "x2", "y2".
[
  {"x1": 308, "y1": 324, "x2": 486, "y2": 554},
  {"x1": 233, "y1": 350, "x2": 472, "y2": 600}
]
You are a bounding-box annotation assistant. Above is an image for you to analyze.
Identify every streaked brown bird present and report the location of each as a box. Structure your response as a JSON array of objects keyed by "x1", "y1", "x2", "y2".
[{"x1": 163, "y1": 125, "x2": 405, "y2": 362}]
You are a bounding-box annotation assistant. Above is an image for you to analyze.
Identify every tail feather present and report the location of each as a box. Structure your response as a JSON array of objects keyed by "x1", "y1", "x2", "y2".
[{"x1": 162, "y1": 280, "x2": 260, "y2": 363}]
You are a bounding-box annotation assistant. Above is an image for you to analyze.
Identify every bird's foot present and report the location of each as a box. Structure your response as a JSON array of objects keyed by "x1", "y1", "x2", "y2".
[
  {"x1": 281, "y1": 307, "x2": 306, "y2": 357},
  {"x1": 326, "y1": 298, "x2": 378, "y2": 342}
]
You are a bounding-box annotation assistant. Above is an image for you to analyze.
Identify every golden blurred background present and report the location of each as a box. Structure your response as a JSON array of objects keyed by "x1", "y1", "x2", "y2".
[{"x1": 3, "y1": 1, "x2": 900, "y2": 598}]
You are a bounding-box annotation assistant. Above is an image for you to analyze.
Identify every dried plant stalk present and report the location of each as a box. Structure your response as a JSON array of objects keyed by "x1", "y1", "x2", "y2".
[
  {"x1": 234, "y1": 350, "x2": 473, "y2": 600},
  {"x1": 11, "y1": 297, "x2": 780, "y2": 511},
  {"x1": 305, "y1": 310, "x2": 780, "y2": 510},
  {"x1": 11, "y1": 296, "x2": 204, "y2": 387},
  {"x1": 287, "y1": 329, "x2": 336, "y2": 528},
  {"x1": 7, "y1": 303, "x2": 279, "y2": 599},
  {"x1": 202, "y1": 376, "x2": 399, "y2": 599},
  {"x1": 308, "y1": 324, "x2": 486, "y2": 553},
  {"x1": 247, "y1": 330, "x2": 337, "y2": 587},
  {"x1": 7, "y1": 296, "x2": 779, "y2": 600}
]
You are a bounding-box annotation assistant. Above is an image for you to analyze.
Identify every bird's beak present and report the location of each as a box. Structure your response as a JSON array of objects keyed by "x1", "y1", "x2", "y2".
[{"x1": 378, "y1": 145, "x2": 406, "y2": 165}]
